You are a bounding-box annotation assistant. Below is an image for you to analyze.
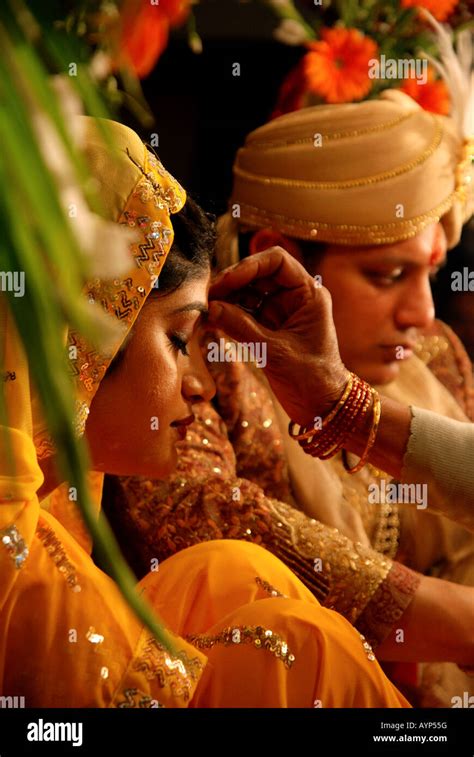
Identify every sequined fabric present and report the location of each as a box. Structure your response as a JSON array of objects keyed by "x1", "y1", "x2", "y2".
[
  {"x1": 255, "y1": 576, "x2": 286, "y2": 598},
  {"x1": 329, "y1": 458, "x2": 400, "y2": 558},
  {"x1": 69, "y1": 151, "x2": 185, "y2": 412},
  {"x1": 130, "y1": 635, "x2": 203, "y2": 699},
  {"x1": 36, "y1": 522, "x2": 82, "y2": 593},
  {"x1": 111, "y1": 629, "x2": 205, "y2": 709},
  {"x1": 105, "y1": 328, "x2": 420, "y2": 649},
  {"x1": 356, "y1": 561, "x2": 422, "y2": 644},
  {"x1": 414, "y1": 320, "x2": 474, "y2": 422},
  {"x1": 265, "y1": 499, "x2": 403, "y2": 627},
  {"x1": 115, "y1": 689, "x2": 165, "y2": 708},
  {"x1": 185, "y1": 625, "x2": 296, "y2": 669},
  {"x1": 0, "y1": 524, "x2": 29, "y2": 569},
  {"x1": 111, "y1": 627, "x2": 205, "y2": 708},
  {"x1": 33, "y1": 144, "x2": 186, "y2": 457}
]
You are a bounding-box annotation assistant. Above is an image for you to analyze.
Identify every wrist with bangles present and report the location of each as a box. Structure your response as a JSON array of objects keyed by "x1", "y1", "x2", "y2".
[{"x1": 288, "y1": 372, "x2": 381, "y2": 474}]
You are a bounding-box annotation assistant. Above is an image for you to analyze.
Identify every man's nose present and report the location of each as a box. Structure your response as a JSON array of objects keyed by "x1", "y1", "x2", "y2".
[{"x1": 394, "y1": 277, "x2": 435, "y2": 331}]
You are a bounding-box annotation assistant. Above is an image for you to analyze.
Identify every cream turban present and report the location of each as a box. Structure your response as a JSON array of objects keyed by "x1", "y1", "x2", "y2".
[{"x1": 228, "y1": 90, "x2": 473, "y2": 251}]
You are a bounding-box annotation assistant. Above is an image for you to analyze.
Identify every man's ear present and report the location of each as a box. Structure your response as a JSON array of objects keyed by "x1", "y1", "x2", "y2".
[
  {"x1": 249, "y1": 228, "x2": 304, "y2": 264},
  {"x1": 430, "y1": 222, "x2": 448, "y2": 266}
]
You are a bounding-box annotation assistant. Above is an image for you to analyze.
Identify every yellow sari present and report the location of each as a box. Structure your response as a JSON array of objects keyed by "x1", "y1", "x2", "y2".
[{"x1": 0, "y1": 118, "x2": 408, "y2": 708}]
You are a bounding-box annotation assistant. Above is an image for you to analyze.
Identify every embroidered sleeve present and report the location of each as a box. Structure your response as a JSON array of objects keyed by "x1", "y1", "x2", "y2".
[
  {"x1": 265, "y1": 499, "x2": 418, "y2": 647},
  {"x1": 417, "y1": 319, "x2": 474, "y2": 420},
  {"x1": 106, "y1": 404, "x2": 418, "y2": 648},
  {"x1": 356, "y1": 561, "x2": 421, "y2": 647},
  {"x1": 203, "y1": 328, "x2": 294, "y2": 503},
  {"x1": 111, "y1": 628, "x2": 205, "y2": 709}
]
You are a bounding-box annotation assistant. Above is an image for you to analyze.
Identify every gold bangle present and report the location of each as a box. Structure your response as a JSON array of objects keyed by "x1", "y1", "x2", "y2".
[
  {"x1": 342, "y1": 390, "x2": 381, "y2": 474},
  {"x1": 288, "y1": 372, "x2": 353, "y2": 441},
  {"x1": 303, "y1": 383, "x2": 369, "y2": 458}
]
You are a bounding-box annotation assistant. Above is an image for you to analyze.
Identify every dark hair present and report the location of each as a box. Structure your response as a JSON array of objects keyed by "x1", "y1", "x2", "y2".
[
  {"x1": 238, "y1": 231, "x2": 327, "y2": 276},
  {"x1": 157, "y1": 196, "x2": 215, "y2": 295},
  {"x1": 296, "y1": 239, "x2": 328, "y2": 277}
]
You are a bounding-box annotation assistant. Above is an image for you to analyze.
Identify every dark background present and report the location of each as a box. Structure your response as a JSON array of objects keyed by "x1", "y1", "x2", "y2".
[
  {"x1": 129, "y1": 6, "x2": 474, "y2": 357},
  {"x1": 121, "y1": 0, "x2": 302, "y2": 215}
]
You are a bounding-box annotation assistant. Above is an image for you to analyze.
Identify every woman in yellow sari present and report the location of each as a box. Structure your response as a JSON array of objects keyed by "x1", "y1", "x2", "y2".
[{"x1": 0, "y1": 117, "x2": 408, "y2": 708}]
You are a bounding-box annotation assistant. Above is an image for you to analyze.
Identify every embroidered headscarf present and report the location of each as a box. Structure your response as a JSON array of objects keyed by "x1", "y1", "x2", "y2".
[
  {"x1": 1, "y1": 117, "x2": 186, "y2": 568},
  {"x1": 30, "y1": 117, "x2": 186, "y2": 455},
  {"x1": 70, "y1": 118, "x2": 186, "y2": 437}
]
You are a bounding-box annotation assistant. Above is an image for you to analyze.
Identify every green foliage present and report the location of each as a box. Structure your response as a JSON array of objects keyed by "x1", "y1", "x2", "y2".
[{"x1": 0, "y1": 0, "x2": 175, "y2": 655}]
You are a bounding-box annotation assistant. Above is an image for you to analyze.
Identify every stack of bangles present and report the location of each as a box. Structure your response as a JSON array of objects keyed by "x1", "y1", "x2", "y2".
[{"x1": 288, "y1": 372, "x2": 381, "y2": 475}]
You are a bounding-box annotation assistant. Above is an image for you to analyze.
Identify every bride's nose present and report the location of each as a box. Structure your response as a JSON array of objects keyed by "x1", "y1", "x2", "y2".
[{"x1": 182, "y1": 352, "x2": 216, "y2": 404}]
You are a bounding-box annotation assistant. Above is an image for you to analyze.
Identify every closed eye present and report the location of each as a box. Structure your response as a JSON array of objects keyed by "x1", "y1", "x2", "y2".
[{"x1": 168, "y1": 333, "x2": 189, "y2": 356}]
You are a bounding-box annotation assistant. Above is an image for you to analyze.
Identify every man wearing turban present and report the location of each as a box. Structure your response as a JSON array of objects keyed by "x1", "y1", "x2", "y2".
[{"x1": 107, "y1": 90, "x2": 474, "y2": 706}]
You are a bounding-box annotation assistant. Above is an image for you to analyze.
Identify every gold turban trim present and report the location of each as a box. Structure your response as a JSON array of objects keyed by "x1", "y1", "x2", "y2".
[{"x1": 230, "y1": 90, "x2": 473, "y2": 250}]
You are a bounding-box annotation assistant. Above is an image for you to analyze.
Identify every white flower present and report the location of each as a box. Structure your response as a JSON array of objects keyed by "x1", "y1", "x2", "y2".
[
  {"x1": 31, "y1": 78, "x2": 137, "y2": 279},
  {"x1": 89, "y1": 51, "x2": 113, "y2": 82},
  {"x1": 273, "y1": 18, "x2": 309, "y2": 46}
]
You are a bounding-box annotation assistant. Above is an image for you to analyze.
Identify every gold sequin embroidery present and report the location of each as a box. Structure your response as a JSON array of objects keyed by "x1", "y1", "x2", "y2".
[
  {"x1": 186, "y1": 625, "x2": 295, "y2": 669},
  {"x1": 255, "y1": 576, "x2": 286, "y2": 598},
  {"x1": 266, "y1": 499, "x2": 391, "y2": 625},
  {"x1": 236, "y1": 189, "x2": 457, "y2": 245},
  {"x1": 115, "y1": 688, "x2": 165, "y2": 708},
  {"x1": 414, "y1": 334, "x2": 450, "y2": 365},
  {"x1": 359, "y1": 633, "x2": 376, "y2": 662},
  {"x1": 132, "y1": 636, "x2": 203, "y2": 702},
  {"x1": 0, "y1": 524, "x2": 29, "y2": 569},
  {"x1": 36, "y1": 523, "x2": 81, "y2": 592}
]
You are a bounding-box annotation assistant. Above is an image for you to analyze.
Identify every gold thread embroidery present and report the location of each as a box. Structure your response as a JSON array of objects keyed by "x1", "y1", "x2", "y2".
[
  {"x1": 0, "y1": 525, "x2": 29, "y2": 569},
  {"x1": 371, "y1": 501, "x2": 400, "y2": 558},
  {"x1": 131, "y1": 636, "x2": 203, "y2": 702},
  {"x1": 68, "y1": 148, "x2": 186, "y2": 410},
  {"x1": 235, "y1": 119, "x2": 442, "y2": 190},
  {"x1": 115, "y1": 688, "x2": 165, "y2": 708},
  {"x1": 255, "y1": 576, "x2": 286, "y2": 598},
  {"x1": 75, "y1": 400, "x2": 90, "y2": 438},
  {"x1": 236, "y1": 189, "x2": 457, "y2": 245},
  {"x1": 414, "y1": 334, "x2": 450, "y2": 365},
  {"x1": 266, "y1": 499, "x2": 391, "y2": 624},
  {"x1": 185, "y1": 625, "x2": 295, "y2": 669},
  {"x1": 36, "y1": 523, "x2": 81, "y2": 592},
  {"x1": 246, "y1": 112, "x2": 415, "y2": 149},
  {"x1": 33, "y1": 431, "x2": 56, "y2": 460},
  {"x1": 358, "y1": 633, "x2": 376, "y2": 662}
]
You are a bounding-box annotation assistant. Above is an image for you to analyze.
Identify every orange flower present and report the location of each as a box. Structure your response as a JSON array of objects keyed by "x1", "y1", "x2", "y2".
[
  {"x1": 400, "y1": 0, "x2": 459, "y2": 23},
  {"x1": 119, "y1": 0, "x2": 191, "y2": 79},
  {"x1": 399, "y1": 67, "x2": 450, "y2": 115},
  {"x1": 304, "y1": 28, "x2": 378, "y2": 104}
]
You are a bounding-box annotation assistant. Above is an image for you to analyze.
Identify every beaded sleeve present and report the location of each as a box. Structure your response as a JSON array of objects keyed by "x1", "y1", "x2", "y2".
[
  {"x1": 417, "y1": 319, "x2": 474, "y2": 421},
  {"x1": 106, "y1": 401, "x2": 420, "y2": 649}
]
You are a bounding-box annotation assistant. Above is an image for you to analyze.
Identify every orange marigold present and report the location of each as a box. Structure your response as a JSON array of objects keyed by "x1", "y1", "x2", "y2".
[
  {"x1": 399, "y1": 67, "x2": 450, "y2": 115},
  {"x1": 304, "y1": 28, "x2": 378, "y2": 104},
  {"x1": 119, "y1": 0, "x2": 191, "y2": 79},
  {"x1": 401, "y1": 0, "x2": 459, "y2": 23}
]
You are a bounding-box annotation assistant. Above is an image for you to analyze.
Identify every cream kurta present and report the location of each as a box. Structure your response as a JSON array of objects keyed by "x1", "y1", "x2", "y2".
[
  {"x1": 271, "y1": 350, "x2": 474, "y2": 707},
  {"x1": 402, "y1": 407, "x2": 474, "y2": 534}
]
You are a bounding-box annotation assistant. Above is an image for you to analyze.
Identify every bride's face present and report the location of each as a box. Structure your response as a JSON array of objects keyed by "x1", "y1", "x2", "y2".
[
  {"x1": 85, "y1": 273, "x2": 215, "y2": 478},
  {"x1": 315, "y1": 223, "x2": 446, "y2": 385}
]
